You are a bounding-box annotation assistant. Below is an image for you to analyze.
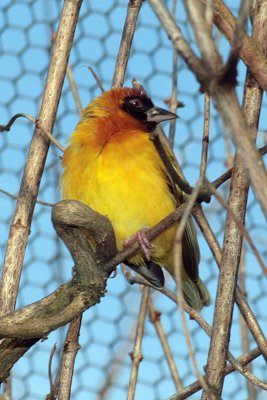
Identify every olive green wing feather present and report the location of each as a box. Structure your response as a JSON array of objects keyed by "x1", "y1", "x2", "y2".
[{"x1": 158, "y1": 130, "x2": 200, "y2": 281}]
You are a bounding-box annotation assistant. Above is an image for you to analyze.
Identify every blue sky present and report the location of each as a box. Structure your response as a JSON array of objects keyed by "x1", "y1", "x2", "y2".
[{"x1": 0, "y1": 1, "x2": 266, "y2": 399}]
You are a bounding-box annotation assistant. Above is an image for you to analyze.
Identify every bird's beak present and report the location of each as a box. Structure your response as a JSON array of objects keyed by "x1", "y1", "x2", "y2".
[{"x1": 145, "y1": 107, "x2": 178, "y2": 123}]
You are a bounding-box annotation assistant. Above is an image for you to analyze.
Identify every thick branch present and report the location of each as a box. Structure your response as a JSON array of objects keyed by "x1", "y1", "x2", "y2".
[
  {"x1": 194, "y1": 206, "x2": 267, "y2": 363},
  {"x1": 0, "y1": 338, "x2": 39, "y2": 382},
  {"x1": 202, "y1": 5, "x2": 267, "y2": 396},
  {"x1": 0, "y1": 0, "x2": 83, "y2": 316},
  {"x1": 0, "y1": 199, "x2": 188, "y2": 342},
  {"x1": 0, "y1": 201, "x2": 117, "y2": 340}
]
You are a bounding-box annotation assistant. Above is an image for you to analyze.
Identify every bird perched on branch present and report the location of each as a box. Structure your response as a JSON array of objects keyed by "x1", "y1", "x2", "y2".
[{"x1": 61, "y1": 87, "x2": 210, "y2": 310}]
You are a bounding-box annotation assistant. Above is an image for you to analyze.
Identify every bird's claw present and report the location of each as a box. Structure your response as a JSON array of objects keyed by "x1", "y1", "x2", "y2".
[{"x1": 124, "y1": 228, "x2": 152, "y2": 260}]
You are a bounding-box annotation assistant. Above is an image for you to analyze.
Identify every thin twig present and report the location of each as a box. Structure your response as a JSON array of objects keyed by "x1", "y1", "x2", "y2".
[
  {"x1": 161, "y1": 287, "x2": 267, "y2": 391},
  {"x1": 212, "y1": 143, "x2": 267, "y2": 189},
  {"x1": 168, "y1": 0, "x2": 178, "y2": 148},
  {"x1": 112, "y1": 0, "x2": 143, "y2": 88},
  {"x1": 148, "y1": 0, "x2": 208, "y2": 84},
  {"x1": 46, "y1": 344, "x2": 57, "y2": 400},
  {"x1": 105, "y1": 202, "x2": 188, "y2": 273},
  {"x1": 168, "y1": 347, "x2": 262, "y2": 400},
  {"x1": 55, "y1": 315, "x2": 83, "y2": 400},
  {"x1": 99, "y1": 326, "x2": 136, "y2": 400},
  {"x1": 239, "y1": 247, "x2": 257, "y2": 399},
  {"x1": 0, "y1": 112, "x2": 65, "y2": 152},
  {"x1": 127, "y1": 286, "x2": 150, "y2": 400},
  {"x1": 127, "y1": 275, "x2": 267, "y2": 390},
  {"x1": 36, "y1": 120, "x2": 65, "y2": 152},
  {"x1": 87, "y1": 66, "x2": 105, "y2": 93},
  {"x1": 148, "y1": 298, "x2": 183, "y2": 391},
  {"x1": 222, "y1": 0, "x2": 251, "y2": 85},
  {"x1": 200, "y1": 93, "x2": 210, "y2": 178},
  {"x1": 173, "y1": 181, "x2": 210, "y2": 394},
  {"x1": 184, "y1": 0, "x2": 222, "y2": 74},
  {"x1": 66, "y1": 64, "x2": 83, "y2": 116},
  {"x1": 172, "y1": 88, "x2": 211, "y2": 394},
  {"x1": 0, "y1": 188, "x2": 54, "y2": 207},
  {"x1": 207, "y1": 181, "x2": 267, "y2": 276},
  {"x1": 0, "y1": 112, "x2": 35, "y2": 132}
]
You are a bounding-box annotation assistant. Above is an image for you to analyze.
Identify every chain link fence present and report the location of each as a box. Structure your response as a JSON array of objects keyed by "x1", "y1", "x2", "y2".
[{"x1": 0, "y1": 1, "x2": 266, "y2": 399}]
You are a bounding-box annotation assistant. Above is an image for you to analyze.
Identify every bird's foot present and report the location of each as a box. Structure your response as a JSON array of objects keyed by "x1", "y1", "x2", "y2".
[{"x1": 124, "y1": 228, "x2": 152, "y2": 260}]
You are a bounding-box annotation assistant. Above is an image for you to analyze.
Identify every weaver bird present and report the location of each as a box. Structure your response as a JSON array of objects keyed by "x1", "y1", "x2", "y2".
[{"x1": 62, "y1": 87, "x2": 210, "y2": 310}]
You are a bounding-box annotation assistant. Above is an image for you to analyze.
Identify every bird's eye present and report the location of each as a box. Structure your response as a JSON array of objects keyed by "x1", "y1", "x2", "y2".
[
  {"x1": 131, "y1": 98, "x2": 143, "y2": 108},
  {"x1": 122, "y1": 95, "x2": 154, "y2": 121}
]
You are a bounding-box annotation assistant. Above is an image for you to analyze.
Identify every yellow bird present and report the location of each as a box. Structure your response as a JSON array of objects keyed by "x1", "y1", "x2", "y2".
[{"x1": 61, "y1": 87, "x2": 210, "y2": 310}]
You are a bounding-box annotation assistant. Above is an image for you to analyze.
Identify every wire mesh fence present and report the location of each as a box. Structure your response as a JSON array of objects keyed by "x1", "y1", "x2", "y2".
[{"x1": 0, "y1": 0, "x2": 266, "y2": 399}]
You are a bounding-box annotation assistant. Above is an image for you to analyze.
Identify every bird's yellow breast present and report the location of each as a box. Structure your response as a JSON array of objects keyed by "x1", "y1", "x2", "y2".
[{"x1": 62, "y1": 123, "x2": 176, "y2": 265}]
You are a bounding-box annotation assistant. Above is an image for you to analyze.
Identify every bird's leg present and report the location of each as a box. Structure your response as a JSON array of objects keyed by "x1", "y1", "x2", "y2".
[{"x1": 124, "y1": 228, "x2": 152, "y2": 260}]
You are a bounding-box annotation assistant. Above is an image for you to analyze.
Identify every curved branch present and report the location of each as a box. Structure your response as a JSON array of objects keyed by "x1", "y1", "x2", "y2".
[
  {"x1": 0, "y1": 338, "x2": 39, "y2": 382},
  {"x1": 0, "y1": 201, "x2": 117, "y2": 339}
]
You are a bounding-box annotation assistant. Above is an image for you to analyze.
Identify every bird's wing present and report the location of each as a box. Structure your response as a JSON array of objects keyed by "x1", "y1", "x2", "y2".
[
  {"x1": 182, "y1": 218, "x2": 200, "y2": 281},
  {"x1": 158, "y1": 130, "x2": 200, "y2": 282},
  {"x1": 126, "y1": 260, "x2": 165, "y2": 288}
]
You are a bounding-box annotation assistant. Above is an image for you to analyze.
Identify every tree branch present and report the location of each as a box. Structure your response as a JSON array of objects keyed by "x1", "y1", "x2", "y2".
[
  {"x1": 0, "y1": 201, "x2": 117, "y2": 341},
  {"x1": 201, "y1": 0, "x2": 267, "y2": 90},
  {"x1": 168, "y1": 347, "x2": 262, "y2": 400},
  {"x1": 127, "y1": 287, "x2": 150, "y2": 400},
  {"x1": 0, "y1": 0, "x2": 82, "y2": 318},
  {"x1": 149, "y1": 0, "x2": 267, "y2": 220},
  {"x1": 112, "y1": 0, "x2": 143, "y2": 88},
  {"x1": 194, "y1": 206, "x2": 267, "y2": 363}
]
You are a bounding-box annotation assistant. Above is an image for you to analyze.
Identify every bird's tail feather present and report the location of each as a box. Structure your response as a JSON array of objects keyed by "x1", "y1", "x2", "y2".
[
  {"x1": 126, "y1": 261, "x2": 165, "y2": 288},
  {"x1": 182, "y1": 276, "x2": 211, "y2": 311}
]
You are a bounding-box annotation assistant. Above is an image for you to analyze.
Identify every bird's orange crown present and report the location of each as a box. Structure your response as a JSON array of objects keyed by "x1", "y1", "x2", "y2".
[{"x1": 81, "y1": 87, "x2": 155, "y2": 135}]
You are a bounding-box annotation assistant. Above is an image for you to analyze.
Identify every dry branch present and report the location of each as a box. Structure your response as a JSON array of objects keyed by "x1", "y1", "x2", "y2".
[
  {"x1": 184, "y1": 0, "x2": 222, "y2": 73},
  {"x1": 222, "y1": 0, "x2": 251, "y2": 85},
  {"x1": 127, "y1": 287, "x2": 150, "y2": 400},
  {"x1": 202, "y1": 0, "x2": 267, "y2": 90},
  {"x1": 202, "y1": 3, "x2": 267, "y2": 394},
  {"x1": 0, "y1": 199, "x2": 184, "y2": 380},
  {"x1": 55, "y1": 315, "x2": 83, "y2": 400},
  {"x1": 0, "y1": 338, "x2": 39, "y2": 382},
  {"x1": 148, "y1": 298, "x2": 183, "y2": 391},
  {"x1": 194, "y1": 206, "x2": 267, "y2": 363},
  {"x1": 112, "y1": 0, "x2": 143, "y2": 87},
  {"x1": 0, "y1": 0, "x2": 82, "y2": 317},
  {"x1": 168, "y1": 0, "x2": 179, "y2": 148},
  {"x1": 149, "y1": 0, "x2": 267, "y2": 221},
  {"x1": 0, "y1": 200, "x2": 117, "y2": 381},
  {"x1": 168, "y1": 347, "x2": 263, "y2": 400},
  {"x1": 0, "y1": 201, "x2": 117, "y2": 340},
  {"x1": 128, "y1": 274, "x2": 267, "y2": 392}
]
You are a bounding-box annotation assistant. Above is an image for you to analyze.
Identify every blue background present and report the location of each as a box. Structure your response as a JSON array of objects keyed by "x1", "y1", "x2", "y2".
[{"x1": 0, "y1": 1, "x2": 266, "y2": 399}]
